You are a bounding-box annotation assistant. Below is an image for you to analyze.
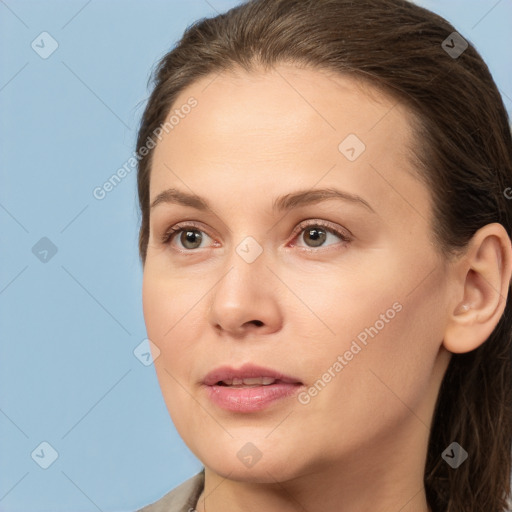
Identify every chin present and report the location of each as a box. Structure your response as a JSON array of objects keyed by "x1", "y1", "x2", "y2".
[
  {"x1": 205, "y1": 458, "x2": 301, "y2": 484},
  {"x1": 191, "y1": 437, "x2": 309, "y2": 483}
]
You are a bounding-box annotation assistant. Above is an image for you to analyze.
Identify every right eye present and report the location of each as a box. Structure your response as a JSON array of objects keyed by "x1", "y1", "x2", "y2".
[{"x1": 161, "y1": 222, "x2": 216, "y2": 251}]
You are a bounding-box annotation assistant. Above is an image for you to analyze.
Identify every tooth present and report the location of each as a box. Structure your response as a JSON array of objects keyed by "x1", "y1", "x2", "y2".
[
  {"x1": 219, "y1": 377, "x2": 278, "y2": 386},
  {"x1": 243, "y1": 377, "x2": 276, "y2": 385},
  {"x1": 240, "y1": 377, "x2": 260, "y2": 386}
]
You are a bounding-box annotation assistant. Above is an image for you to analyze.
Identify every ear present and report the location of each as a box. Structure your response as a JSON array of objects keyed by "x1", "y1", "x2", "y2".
[{"x1": 444, "y1": 223, "x2": 512, "y2": 354}]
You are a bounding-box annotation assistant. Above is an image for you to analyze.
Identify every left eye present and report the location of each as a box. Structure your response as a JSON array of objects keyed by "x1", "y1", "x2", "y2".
[
  {"x1": 162, "y1": 221, "x2": 351, "y2": 251},
  {"x1": 293, "y1": 222, "x2": 351, "y2": 249}
]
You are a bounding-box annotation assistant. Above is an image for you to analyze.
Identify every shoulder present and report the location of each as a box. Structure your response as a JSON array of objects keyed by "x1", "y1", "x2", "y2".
[{"x1": 136, "y1": 469, "x2": 205, "y2": 512}]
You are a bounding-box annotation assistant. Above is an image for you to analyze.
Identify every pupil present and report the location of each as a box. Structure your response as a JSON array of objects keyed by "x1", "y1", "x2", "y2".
[
  {"x1": 306, "y1": 227, "x2": 326, "y2": 247},
  {"x1": 182, "y1": 230, "x2": 202, "y2": 248}
]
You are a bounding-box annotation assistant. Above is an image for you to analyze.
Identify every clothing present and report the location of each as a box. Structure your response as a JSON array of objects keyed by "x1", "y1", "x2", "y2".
[{"x1": 137, "y1": 469, "x2": 205, "y2": 512}]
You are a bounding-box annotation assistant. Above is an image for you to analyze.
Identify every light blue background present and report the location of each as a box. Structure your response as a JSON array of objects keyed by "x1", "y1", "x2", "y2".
[{"x1": 1, "y1": 1, "x2": 510, "y2": 511}]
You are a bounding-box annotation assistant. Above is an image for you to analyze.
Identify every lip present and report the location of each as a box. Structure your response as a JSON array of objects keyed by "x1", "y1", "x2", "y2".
[
  {"x1": 202, "y1": 363, "x2": 304, "y2": 413},
  {"x1": 203, "y1": 363, "x2": 302, "y2": 386}
]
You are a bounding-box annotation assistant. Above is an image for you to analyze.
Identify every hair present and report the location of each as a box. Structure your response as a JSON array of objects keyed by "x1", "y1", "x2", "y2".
[{"x1": 135, "y1": 0, "x2": 512, "y2": 510}]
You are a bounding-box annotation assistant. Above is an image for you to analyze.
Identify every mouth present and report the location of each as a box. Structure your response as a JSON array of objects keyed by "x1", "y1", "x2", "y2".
[
  {"x1": 202, "y1": 364, "x2": 304, "y2": 412},
  {"x1": 203, "y1": 363, "x2": 303, "y2": 387},
  {"x1": 215, "y1": 377, "x2": 288, "y2": 387}
]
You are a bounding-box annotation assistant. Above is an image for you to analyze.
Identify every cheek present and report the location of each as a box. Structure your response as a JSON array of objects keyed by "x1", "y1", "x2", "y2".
[
  {"x1": 142, "y1": 268, "x2": 199, "y2": 426},
  {"x1": 285, "y1": 264, "x2": 405, "y2": 368},
  {"x1": 142, "y1": 268, "x2": 190, "y2": 382},
  {"x1": 142, "y1": 263, "x2": 195, "y2": 343},
  {"x1": 142, "y1": 271, "x2": 168, "y2": 343},
  {"x1": 312, "y1": 273, "x2": 445, "y2": 438},
  {"x1": 142, "y1": 262, "x2": 219, "y2": 391},
  {"x1": 298, "y1": 260, "x2": 445, "y2": 420}
]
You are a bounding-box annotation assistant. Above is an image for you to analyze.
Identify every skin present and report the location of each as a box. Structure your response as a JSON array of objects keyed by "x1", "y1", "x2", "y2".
[{"x1": 142, "y1": 64, "x2": 512, "y2": 512}]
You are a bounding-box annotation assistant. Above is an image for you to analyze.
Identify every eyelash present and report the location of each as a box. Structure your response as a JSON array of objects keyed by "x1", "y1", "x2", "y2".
[{"x1": 160, "y1": 220, "x2": 352, "y2": 253}]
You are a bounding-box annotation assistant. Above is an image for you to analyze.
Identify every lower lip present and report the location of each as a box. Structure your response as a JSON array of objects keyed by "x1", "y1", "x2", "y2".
[{"x1": 204, "y1": 382, "x2": 303, "y2": 412}]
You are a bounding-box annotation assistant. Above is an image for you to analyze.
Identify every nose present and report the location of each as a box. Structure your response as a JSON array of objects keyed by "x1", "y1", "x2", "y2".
[{"x1": 207, "y1": 249, "x2": 282, "y2": 338}]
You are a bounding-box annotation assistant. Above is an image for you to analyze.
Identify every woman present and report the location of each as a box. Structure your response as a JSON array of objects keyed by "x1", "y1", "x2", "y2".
[{"x1": 135, "y1": 0, "x2": 512, "y2": 510}]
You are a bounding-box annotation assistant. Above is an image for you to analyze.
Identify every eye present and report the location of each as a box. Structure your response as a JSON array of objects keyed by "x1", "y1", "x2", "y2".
[
  {"x1": 290, "y1": 220, "x2": 352, "y2": 250},
  {"x1": 161, "y1": 220, "x2": 352, "y2": 252},
  {"x1": 161, "y1": 222, "x2": 214, "y2": 251}
]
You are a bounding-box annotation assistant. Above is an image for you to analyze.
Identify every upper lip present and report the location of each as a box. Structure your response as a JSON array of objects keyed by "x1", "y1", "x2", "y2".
[{"x1": 203, "y1": 363, "x2": 303, "y2": 386}]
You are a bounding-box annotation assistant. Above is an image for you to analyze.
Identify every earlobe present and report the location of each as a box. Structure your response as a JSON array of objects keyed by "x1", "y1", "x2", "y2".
[{"x1": 443, "y1": 223, "x2": 512, "y2": 354}]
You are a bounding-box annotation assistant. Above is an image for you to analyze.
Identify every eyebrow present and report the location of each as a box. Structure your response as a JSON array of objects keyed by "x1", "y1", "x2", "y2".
[{"x1": 150, "y1": 187, "x2": 376, "y2": 214}]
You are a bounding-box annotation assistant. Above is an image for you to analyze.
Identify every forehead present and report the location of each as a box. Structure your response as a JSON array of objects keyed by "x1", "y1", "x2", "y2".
[
  {"x1": 156, "y1": 64, "x2": 409, "y2": 152},
  {"x1": 149, "y1": 64, "x2": 430, "y2": 223}
]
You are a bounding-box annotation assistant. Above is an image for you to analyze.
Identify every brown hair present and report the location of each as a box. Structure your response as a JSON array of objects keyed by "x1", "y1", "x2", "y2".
[{"x1": 135, "y1": 0, "x2": 512, "y2": 510}]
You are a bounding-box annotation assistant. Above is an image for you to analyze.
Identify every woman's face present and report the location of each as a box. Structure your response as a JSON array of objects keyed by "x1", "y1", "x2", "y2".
[{"x1": 142, "y1": 64, "x2": 453, "y2": 482}]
